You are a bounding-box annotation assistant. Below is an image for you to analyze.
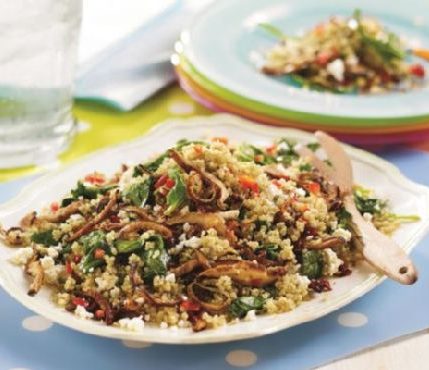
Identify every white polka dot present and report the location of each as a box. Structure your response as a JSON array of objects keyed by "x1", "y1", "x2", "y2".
[
  {"x1": 226, "y1": 350, "x2": 257, "y2": 367},
  {"x1": 22, "y1": 315, "x2": 53, "y2": 332},
  {"x1": 169, "y1": 101, "x2": 194, "y2": 115},
  {"x1": 338, "y1": 312, "x2": 368, "y2": 327},
  {"x1": 122, "y1": 340, "x2": 152, "y2": 349}
]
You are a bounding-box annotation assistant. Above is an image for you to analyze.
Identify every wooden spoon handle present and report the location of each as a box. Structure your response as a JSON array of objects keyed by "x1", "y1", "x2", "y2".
[{"x1": 344, "y1": 197, "x2": 418, "y2": 285}]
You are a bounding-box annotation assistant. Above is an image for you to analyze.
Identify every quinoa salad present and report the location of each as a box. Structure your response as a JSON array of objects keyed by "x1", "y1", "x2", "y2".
[
  {"x1": 260, "y1": 10, "x2": 426, "y2": 93},
  {"x1": 1, "y1": 137, "x2": 419, "y2": 332}
]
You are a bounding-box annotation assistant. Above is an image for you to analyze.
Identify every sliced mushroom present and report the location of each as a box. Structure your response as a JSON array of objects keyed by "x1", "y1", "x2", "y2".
[
  {"x1": 26, "y1": 259, "x2": 44, "y2": 296},
  {"x1": 263, "y1": 164, "x2": 290, "y2": 179},
  {"x1": 167, "y1": 212, "x2": 227, "y2": 237},
  {"x1": 118, "y1": 221, "x2": 172, "y2": 239},
  {"x1": 199, "y1": 260, "x2": 286, "y2": 287},
  {"x1": 170, "y1": 250, "x2": 210, "y2": 277},
  {"x1": 68, "y1": 190, "x2": 118, "y2": 242},
  {"x1": 187, "y1": 171, "x2": 217, "y2": 204},
  {"x1": 169, "y1": 149, "x2": 229, "y2": 208},
  {"x1": 39, "y1": 200, "x2": 84, "y2": 223},
  {"x1": 187, "y1": 282, "x2": 230, "y2": 314},
  {"x1": 20, "y1": 211, "x2": 38, "y2": 229},
  {"x1": 122, "y1": 206, "x2": 157, "y2": 222},
  {"x1": 0, "y1": 226, "x2": 27, "y2": 247},
  {"x1": 304, "y1": 236, "x2": 346, "y2": 250},
  {"x1": 138, "y1": 288, "x2": 179, "y2": 307}
]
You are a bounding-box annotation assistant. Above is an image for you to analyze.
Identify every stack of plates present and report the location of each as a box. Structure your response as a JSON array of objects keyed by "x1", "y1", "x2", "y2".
[{"x1": 173, "y1": 0, "x2": 429, "y2": 145}]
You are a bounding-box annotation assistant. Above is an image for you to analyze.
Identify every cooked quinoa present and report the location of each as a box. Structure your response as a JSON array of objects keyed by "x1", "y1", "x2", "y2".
[{"x1": 1, "y1": 137, "x2": 418, "y2": 332}]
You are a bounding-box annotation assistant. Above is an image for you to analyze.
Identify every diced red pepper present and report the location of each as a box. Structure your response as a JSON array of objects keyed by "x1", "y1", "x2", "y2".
[
  {"x1": 315, "y1": 51, "x2": 333, "y2": 66},
  {"x1": 72, "y1": 297, "x2": 89, "y2": 308},
  {"x1": 95, "y1": 309, "x2": 105, "y2": 319},
  {"x1": 66, "y1": 260, "x2": 73, "y2": 275},
  {"x1": 409, "y1": 63, "x2": 425, "y2": 78},
  {"x1": 155, "y1": 174, "x2": 168, "y2": 188},
  {"x1": 212, "y1": 137, "x2": 228, "y2": 145},
  {"x1": 84, "y1": 172, "x2": 105, "y2": 185},
  {"x1": 180, "y1": 299, "x2": 201, "y2": 312},
  {"x1": 266, "y1": 144, "x2": 277, "y2": 155},
  {"x1": 304, "y1": 181, "x2": 321, "y2": 194},
  {"x1": 50, "y1": 202, "x2": 59, "y2": 212},
  {"x1": 165, "y1": 178, "x2": 176, "y2": 189},
  {"x1": 94, "y1": 248, "x2": 105, "y2": 260},
  {"x1": 239, "y1": 175, "x2": 259, "y2": 194},
  {"x1": 254, "y1": 154, "x2": 264, "y2": 163},
  {"x1": 193, "y1": 145, "x2": 204, "y2": 155}
]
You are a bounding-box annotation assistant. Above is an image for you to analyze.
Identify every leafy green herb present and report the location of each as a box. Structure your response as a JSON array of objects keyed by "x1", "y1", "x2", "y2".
[
  {"x1": 175, "y1": 139, "x2": 207, "y2": 150},
  {"x1": 143, "y1": 235, "x2": 168, "y2": 283},
  {"x1": 69, "y1": 181, "x2": 116, "y2": 201},
  {"x1": 115, "y1": 239, "x2": 143, "y2": 254},
  {"x1": 61, "y1": 198, "x2": 74, "y2": 207},
  {"x1": 236, "y1": 143, "x2": 275, "y2": 164},
  {"x1": 123, "y1": 176, "x2": 153, "y2": 207},
  {"x1": 132, "y1": 164, "x2": 145, "y2": 177},
  {"x1": 165, "y1": 168, "x2": 187, "y2": 215},
  {"x1": 238, "y1": 205, "x2": 248, "y2": 221},
  {"x1": 301, "y1": 250, "x2": 324, "y2": 279},
  {"x1": 256, "y1": 244, "x2": 280, "y2": 260},
  {"x1": 276, "y1": 138, "x2": 299, "y2": 165},
  {"x1": 229, "y1": 296, "x2": 265, "y2": 318},
  {"x1": 31, "y1": 230, "x2": 57, "y2": 246},
  {"x1": 299, "y1": 163, "x2": 313, "y2": 172},
  {"x1": 337, "y1": 207, "x2": 352, "y2": 229},
  {"x1": 258, "y1": 23, "x2": 286, "y2": 40},
  {"x1": 306, "y1": 142, "x2": 320, "y2": 152},
  {"x1": 265, "y1": 285, "x2": 277, "y2": 297},
  {"x1": 143, "y1": 153, "x2": 168, "y2": 173},
  {"x1": 80, "y1": 231, "x2": 108, "y2": 273}
]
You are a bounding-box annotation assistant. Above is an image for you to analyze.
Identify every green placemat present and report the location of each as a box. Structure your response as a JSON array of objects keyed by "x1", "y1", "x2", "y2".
[{"x1": 0, "y1": 86, "x2": 210, "y2": 183}]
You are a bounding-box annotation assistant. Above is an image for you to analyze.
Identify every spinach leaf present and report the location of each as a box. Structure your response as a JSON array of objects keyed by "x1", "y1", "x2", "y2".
[
  {"x1": 69, "y1": 181, "x2": 116, "y2": 201},
  {"x1": 301, "y1": 250, "x2": 324, "y2": 279},
  {"x1": 299, "y1": 163, "x2": 313, "y2": 172},
  {"x1": 123, "y1": 176, "x2": 153, "y2": 207},
  {"x1": 80, "y1": 230, "x2": 108, "y2": 273},
  {"x1": 165, "y1": 168, "x2": 187, "y2": 215},
  {"x1": 31, "y1": 229, "x2": 57, "y2": 246},
  {"x1": 276, "y1": 138, "x2": 299, "y2": 165},
  {"x1": 142, "y1": 235, "x2": 168, "y2": 283},
  {"x1": 306, "y1": 142, "x2": 320, "y2": 152},
  {"x1": 236, "y1": 143, "x2": 275, "y2": 164},
  {"x1": 337, "y1": 207, "x2": 352, "y2": 229},
  {"x1": 258, "y1": 23, "x2": 286, "y2": 40},
  {"x1": 256, "y1": 244, "x2": 280, "y2": 260},
  {"x1": 229, "y1": 296, "x2": 265, "y2": 318},
  {"x1": 115, "y1": 239, "x2": 143, "y2": 254},
  {"x1": 354, "y1": 194, "x2": 382, "y2": 214},
  {"x1": 143, "y1": 153, "x2": 168, "y2": 173}
]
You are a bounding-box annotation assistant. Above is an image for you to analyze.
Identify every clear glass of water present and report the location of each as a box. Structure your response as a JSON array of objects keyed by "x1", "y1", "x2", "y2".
[{"x1": 0, "y1": 0, "x2": 82, "y2": 169}]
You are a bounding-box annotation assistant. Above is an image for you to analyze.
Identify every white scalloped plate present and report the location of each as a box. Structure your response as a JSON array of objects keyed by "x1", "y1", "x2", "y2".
[{"x1": 1, "y1": 113, "x2": 429, "y2": 344}]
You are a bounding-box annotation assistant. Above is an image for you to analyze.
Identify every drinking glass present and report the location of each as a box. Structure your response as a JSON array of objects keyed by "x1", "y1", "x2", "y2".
[{"x1": 0, "y1": 0, "x2": 82, "y2": 168}]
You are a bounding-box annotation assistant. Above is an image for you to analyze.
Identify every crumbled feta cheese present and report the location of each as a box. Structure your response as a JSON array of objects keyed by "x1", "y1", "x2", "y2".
[
  {"x1": 333, "y1": 227, "x2": 352, "y2": 242},
  {"x1": 244, "y1": 310, "x2": 256, "y2": 322},
  {"x1": 327, "y1": 59, "x2": 345, "y2": 82},
  {"x1": 363, "y1": 212, "x2": 373, "y2": 222},
  {"x1": 165, "y1": 272, "x2": 176, "y2": 283},
  {"x1": 160, "y1": 321, "x2": 168, "y2": 329},
  {"x1": 74, "y1": 305, "x2": 94, "y2": 320},
  {"x1": 118, "y1": 316, "x2": 145, "y2": 332},
  {"x1": 177, "y1": 236, "x2": 201, "y2": 250},
  {"x1": 323, "y1": 248, "x2": 343, "y2": 276},
  {"x1": 183, "y1": 223, "x2": 191, "y2": 232},
  {"x1": 9, "y1": 247, "x2": 34, "y2": 266},
  {"x1": 135, "y1": 297, "x2": 145, "y2": 304},
  {"x1": 295, "y1": 188, "x2": 306, "y2": 197},
  {"x1": 40, "y1": 256, "x2": 63, "y2": 283},
  {"x1": 296, "y1": 274, "x2": 311, "y2": 288},
  {"x1": 268, "y1": 183, "x2": 284, "y2": 198}
]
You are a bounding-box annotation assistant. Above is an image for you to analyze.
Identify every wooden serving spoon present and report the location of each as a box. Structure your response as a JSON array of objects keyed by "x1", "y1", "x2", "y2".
[{"x1": 297, "y1": 132, "x2": 418, "y2": 285}]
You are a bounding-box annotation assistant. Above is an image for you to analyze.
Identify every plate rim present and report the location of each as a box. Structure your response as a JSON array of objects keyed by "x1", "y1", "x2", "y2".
[{"x1": 1, "y1": 113, "x2": 429, "y2": 344}]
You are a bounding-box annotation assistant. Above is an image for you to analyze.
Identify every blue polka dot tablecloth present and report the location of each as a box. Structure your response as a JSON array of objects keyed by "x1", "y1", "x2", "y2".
[{"x1": 1, "y1": 148, "x2": 429, "y2": 370}]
